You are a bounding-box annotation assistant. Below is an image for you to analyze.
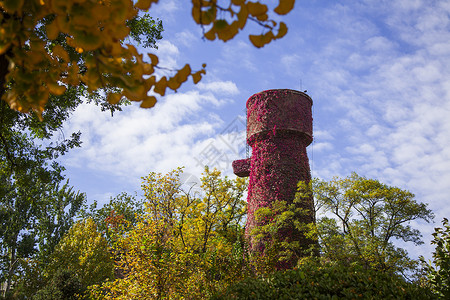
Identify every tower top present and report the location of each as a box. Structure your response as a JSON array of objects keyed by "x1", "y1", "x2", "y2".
[{"x1": 246, "y1": 89, "x2": 313, "y2": 146}]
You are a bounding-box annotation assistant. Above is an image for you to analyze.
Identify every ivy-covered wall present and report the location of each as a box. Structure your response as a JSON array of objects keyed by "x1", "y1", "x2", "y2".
[{"x1": 233, "y1": 89, "x2": 314, "y2": 268}]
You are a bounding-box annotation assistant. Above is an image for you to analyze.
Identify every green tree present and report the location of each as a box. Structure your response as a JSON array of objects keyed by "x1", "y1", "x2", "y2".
[
  {"x1": 1, "y1": 0, "x2": 295, "y2": 115},
  {"x1": 0, "y1": 176, "x2": 85, "y2": 298},
  {"x1": 421, "y1": 218, "x2": 450, "y2": 298},
  {"x1": 91, "y1": 167, "x2": 249, "y2": 299},
  {"x1": 313, "y1": 173, "x2": 434, "y2": 277}
]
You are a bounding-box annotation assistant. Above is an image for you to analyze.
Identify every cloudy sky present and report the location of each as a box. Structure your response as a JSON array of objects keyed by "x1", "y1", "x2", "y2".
[{"x1": 60, "y1": 0, "x2": 450, "y2": 260}]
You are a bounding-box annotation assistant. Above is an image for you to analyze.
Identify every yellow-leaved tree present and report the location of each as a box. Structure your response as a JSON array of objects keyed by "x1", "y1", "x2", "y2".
[
  {"x1": 90, "y1": 167, "x2": 249, "y2": 299},
  {"x1": 0, "y1": 0, "x2": 296, "y2": 117},
  {"x1": 35, "y1": 218, "x2": 114, "y2": 298}
]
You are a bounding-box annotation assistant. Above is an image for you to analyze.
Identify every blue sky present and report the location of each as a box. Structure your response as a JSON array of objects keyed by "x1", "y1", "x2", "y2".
[{"x1": 59, "y1": 0, "x2": 450, "y2": 261}]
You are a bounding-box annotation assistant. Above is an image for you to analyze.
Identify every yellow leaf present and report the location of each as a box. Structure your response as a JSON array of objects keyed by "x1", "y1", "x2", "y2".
[
  {"x1": 52, "y1": 44, "x2": 69, "y2": 61},
  {"x1": 46, "y1": 20, "x2": 60, "y2": 40},
  {"x1": 204, "y1": 28, "x2": 216, "y2": 41},
  {"x1": 2, "y1": 0, "x2": 25, "y2": 14},
  {"x1": 64, "y1": 63, "x2": 80, "y2": 85},
  {"x1": 135, "y1": 0, "x2": 158, "y2": 10},
  {"x1": 176, "y1": 64, "x2": 191, "y2": 84},
  {"x1": 231, "y1": 0, "x2": 245, "y2": 4},
  {"x1": 249, "y1": 31, "x2": 274, "y2": 48},
  {"x1": 70, "y1": 13, "x2": 98, "y2": 27},
  {"x1": 192, "y1": 70, "x2": 205, "y2": 84},
  {"x1": 140, "y1": 96, "x2": 157, "y2": 108},
  {"x1": 123, "y1": 85, "x2": 146, "y2": 101},
  {"x1": 144, "y1": 75, "x2": 156, "y2": 90},
  {"x1": 167, "y1": 77, "x2": 181, "y2": 91},
  {"x1": 247, "y1": 2, "x2": 268, "y2": 17},
  {"x1": 91, "y1": 4, "x2": 110, "y2": 21},
  {"x1": 154, "y1": 76, "x2": 167, "y2": 96},
  {"x1": 256, "y1": 14, "x2": 268, "y2": 22},
  {"x1": 276, "y1": 22, "x2": 288, "y2": 39},
  {"x1": 72, "y1": 30, "x2": 102, "y2": 51},
  {"x1": 236, "y1": 4, "x2": 248, "y2": 29},
  {"x1": 274, "y1": 0, "x2": 295, "y2": 15},
  {"x1": 142, "y1": 63, "x2": 154, "y2": 75},
  {"x1": 56, "y1": 13, "x2": 70, "y2": 32},
  {"x1": 148, "y1": 53, "x2": 159, "y2": 66},
  {"x1": 201, "y1": 7, "x2": 216, "y2": 25},
  {"x1": 214, "y1": 19, "x2": 228, "y2": 30},
  {"x1": 47, "y1": 82, "x2": 66, "y2": 96},
  {"x1": 218, "y1": 21, "x2": 239, "y2": 41},
  {"x1": 191, "y1": 5, "x2": 201, "y2": 24},
  {"x1": 107, "y1": 93, "x2": 122, "y2": 105},
  {"x1": 28, "y1": 51, "x2": 44, "y2": 65}
]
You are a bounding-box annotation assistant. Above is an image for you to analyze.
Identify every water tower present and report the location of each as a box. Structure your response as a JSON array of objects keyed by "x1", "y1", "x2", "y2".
[{"x1": 232, "y1": 89, "x2": 315, "y2": 268}]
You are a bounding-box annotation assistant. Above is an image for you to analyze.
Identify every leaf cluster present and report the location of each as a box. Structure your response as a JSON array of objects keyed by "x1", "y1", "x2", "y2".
[
  {"x1": 192, "y1": 0, "x2": 294, "y2": 47},
  {"x1": 421, "y1": 218, "x2": 450, "y2": 298},
  {"x1": 1, "y1": 0, "x2": 295, "y2": 116}
]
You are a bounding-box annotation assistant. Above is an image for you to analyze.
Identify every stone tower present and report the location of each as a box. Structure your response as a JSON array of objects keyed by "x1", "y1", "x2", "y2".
[{"x1": 232, "y1": 89, "x2": 315, "y2": 268}]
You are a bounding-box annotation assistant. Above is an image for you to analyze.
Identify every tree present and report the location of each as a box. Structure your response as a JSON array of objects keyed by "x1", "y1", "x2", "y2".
[
  {"x1": 78, "y1": 192, "x2": 145, "y2": 245},
  {"x1": 33, "y1": 269, "x2": 85, "y2": 300},
  {"x1": 421, "y1": 218, "x2": 450, "y2": 298},
  {"x1": 42, "y1": 218, "x2": 114, "y2": 295},
  {"x1": 91, "y1": 167, "x2": 249, "y2": 299},
  {"x1": 0, "y1": 177, "x2": 85, "y2": 298},
  {"x1": 0, "y1": 0, "x2": 296, "y2": 117},
  {"x1": 312, "y1": 173, "x2": 434, "y2": 277}
]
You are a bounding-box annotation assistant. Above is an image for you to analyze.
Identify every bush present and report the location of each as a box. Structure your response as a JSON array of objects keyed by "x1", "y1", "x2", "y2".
[{"x1": 212, "y1": 258, "x2": 435, "y2": 299}]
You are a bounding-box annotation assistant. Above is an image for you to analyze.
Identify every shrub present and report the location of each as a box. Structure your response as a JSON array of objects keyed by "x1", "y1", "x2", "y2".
[{"x1": 212, "y1": 258, "x2": 435, "y2": 299}]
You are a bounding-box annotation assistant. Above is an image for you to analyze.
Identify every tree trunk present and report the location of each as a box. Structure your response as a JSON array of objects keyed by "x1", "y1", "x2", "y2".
[{"x1": 3, "y1": 246, "x2": 16, "y2": 298}]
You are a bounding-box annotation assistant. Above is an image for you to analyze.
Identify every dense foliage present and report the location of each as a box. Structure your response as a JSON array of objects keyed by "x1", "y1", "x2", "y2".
[
  {"x1": 421, "y1": 218, "x2": 450, "y2": 298},
  {"x1": 212, "y1": 257, "x2": 436, "y2": 299},
  {"x1": 1, "y1": 170, "x2": 440, "y2": 299},
  {"x1": 88, "y1": 167, "x2": 250, "y2": 299},
  {"x1": 0, "y1": 0, "x2": 296, "y2": 116},
  {"x1": 312, "y1": 173, "x2": 434, "y2": 278}
]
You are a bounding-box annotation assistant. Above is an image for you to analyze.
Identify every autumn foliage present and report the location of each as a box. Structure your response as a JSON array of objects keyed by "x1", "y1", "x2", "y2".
[
  {"x1": 0, "y1": 0, "x2": 296, "y2": 117},
  {"x1": 89, "y1": 167, "x2": 250, "y2": 299}
]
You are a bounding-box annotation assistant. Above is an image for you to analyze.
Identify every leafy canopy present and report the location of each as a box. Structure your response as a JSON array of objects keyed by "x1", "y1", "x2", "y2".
[
  {"x1": 312, "y1": 173, "x2": 434, "y2": 277},
  {"x1": 421, "y1": 218, "x2": 450, "y2": 298},
  {"x1": 0, "y1": 0, "x2": 296, "y2": 117},
  {"x1": 90, "y1": 167, "x2": 250, "y2": 299}
]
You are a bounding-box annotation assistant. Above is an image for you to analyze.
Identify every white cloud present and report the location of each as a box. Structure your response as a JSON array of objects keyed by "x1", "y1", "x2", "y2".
[
  {"x1": 153, "y1": 40, "x2": 180, "y2": 71},
  {"x1": 197, "y1": 80, "x2": 239, "y2": 95},
  {"x1": 61, "y1": 83, "x2": 243, "y2": 189},
  {"x1": 174, "y1": 30, "x2": 199, "y2": 48}
]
